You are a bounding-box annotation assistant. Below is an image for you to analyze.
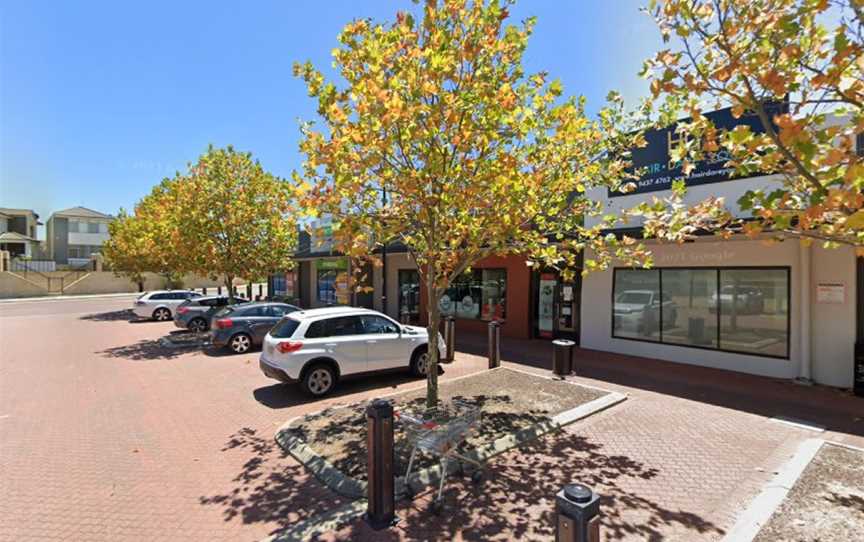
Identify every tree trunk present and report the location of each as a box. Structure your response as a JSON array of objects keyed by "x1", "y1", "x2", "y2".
[
  {"x1": 425, "y1": 275, "x2": 441, "y2": 409},
  {"x1": 225, "y1": 274, "x2": 234, "y2": 303}
]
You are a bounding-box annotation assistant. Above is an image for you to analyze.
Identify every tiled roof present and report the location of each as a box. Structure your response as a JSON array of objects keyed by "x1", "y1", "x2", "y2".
[{"x1": 52, "y1": 206, "x2": 113, "y2": 219}]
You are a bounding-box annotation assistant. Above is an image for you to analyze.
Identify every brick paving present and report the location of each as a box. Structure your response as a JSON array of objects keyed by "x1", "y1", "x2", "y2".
[
  {"x1": 1, "y1": 297, "x2": 862, "y2": 541},
  {"x1": 0, "y1": 297, "x2": 485, "y2": 541}
]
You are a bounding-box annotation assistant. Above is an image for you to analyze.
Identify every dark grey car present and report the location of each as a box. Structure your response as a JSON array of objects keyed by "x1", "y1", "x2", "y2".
[
  {"x1": 173, "y1": 295, "x2": 248, "y2": 333},
  {"x1": 210, "y1": 302, "x2": 300, "y2": 354}
]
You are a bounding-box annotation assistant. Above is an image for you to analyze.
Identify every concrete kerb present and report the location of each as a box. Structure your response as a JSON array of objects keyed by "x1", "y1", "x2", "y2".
[
  {"x1": 721, "y1": 437, "x2": 825, "y2": 542},
  {"x1": 0, "y1": 292, "x2": 141, "y2": 304},
  {"x1": 272, "y1": 366, "x2": 628, "y2": 529}
]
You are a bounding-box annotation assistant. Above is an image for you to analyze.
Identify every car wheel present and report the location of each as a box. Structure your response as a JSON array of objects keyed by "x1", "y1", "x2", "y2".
[
  {"x1": 189, "y1": 318, "x2": 208, "y2": 333},
  {"x1": 152, "y1": 307, "x2": 171, "y2": 321},
  {"x1": 229, "y1": 333, "x2": 252, "y2": 354},
  {"x1": 410, "y1": 348, "x2": 429, "y2": 377},
  {"x1": 302, "y1": 364, "x2": 336, "y2": 397}
]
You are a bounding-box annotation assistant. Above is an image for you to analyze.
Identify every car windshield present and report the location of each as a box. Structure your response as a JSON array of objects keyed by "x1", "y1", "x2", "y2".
[
  {"x1": 616, "y1": 292, "x2": 651, "y2": 305},
  {"x1": 270, "y1": 317, "x2": 300, "y2": 339}
]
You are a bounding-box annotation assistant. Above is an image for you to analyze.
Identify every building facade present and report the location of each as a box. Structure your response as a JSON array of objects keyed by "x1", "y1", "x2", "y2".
[
  {"x1": 46, "y1": 207, "x2": 113, "y2": 266},
  {"x1": 0, "y1": 208, "x2": 42, "y2": 258}
]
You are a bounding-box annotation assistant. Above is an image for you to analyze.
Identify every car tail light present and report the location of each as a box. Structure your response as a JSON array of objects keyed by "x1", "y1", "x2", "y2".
[
  {"x1": 215, "y1": 318, "x2": 233, "y2": 329},
  {"x1": 276, "y1": 340, "x2": 303, "y2": 354},
  {"x1": 177, "y1": 307, "x2": 189, "y2": 315}
]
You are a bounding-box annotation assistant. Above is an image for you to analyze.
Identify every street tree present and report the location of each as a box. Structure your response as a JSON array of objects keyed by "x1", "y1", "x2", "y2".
[
  {"x1": 173, "y1": 145, "x2": 300, "y2": 299},
  {"x1": 295, "y1": 0, "x2": 651, "y2": 407},
  {"x1": 640, "y1": 0, "x2": 864, "y2": 250}
]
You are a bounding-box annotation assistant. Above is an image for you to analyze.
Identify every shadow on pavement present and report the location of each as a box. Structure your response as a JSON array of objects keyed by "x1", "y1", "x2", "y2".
[
  {"x1": 79, "y1": 309, "x2": 136, "y2": 322},
  {"x1": 333, "y1": 431, "x2": 722, "y2": 541},
  {"x1": 253, "y1": 370, "x2": 422, "y2": 410},
  {"x1": 98, "y1": 339, "x2": 196, "y2": 361},
  {"x1": 199, "y1": 427, "x2": 350, "y2": 535}
]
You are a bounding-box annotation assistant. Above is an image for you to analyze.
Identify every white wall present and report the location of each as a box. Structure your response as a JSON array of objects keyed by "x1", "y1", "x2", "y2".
[{"x1": 581, "y1": 238, "x2": 856, "y2": 388}]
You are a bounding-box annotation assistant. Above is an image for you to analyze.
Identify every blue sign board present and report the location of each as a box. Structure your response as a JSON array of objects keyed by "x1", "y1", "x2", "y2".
[{"x1": 610, "y1": 101, "x2": 788, "y2": 197}]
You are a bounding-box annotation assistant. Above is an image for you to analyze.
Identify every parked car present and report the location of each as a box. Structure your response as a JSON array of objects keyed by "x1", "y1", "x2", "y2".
[
  {"x1": 132, "y1": 290, "x2": 202, "y2": 321},
  {"x1": 613, "y1": 290, "x2": 677, "y2": 334},
  {"x1": 708, "y1": 285, "x2": 764, "y2": 314},
  {"x1": 259, "y1": 307, "x2": 446, "y2": 397},
  {"x1": 210, "y1": 302, "x2": 300, "y2": 354},
  {"x1": 173, "y1": 295, "x2": 248, "y2": 333}
]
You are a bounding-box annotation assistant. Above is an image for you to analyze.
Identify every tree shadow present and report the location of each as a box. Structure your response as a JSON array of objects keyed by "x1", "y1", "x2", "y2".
[
  {"x1": 79, "y1": 309, "x2": 136, "y2": 322},
  {"x1": 825, "y1": 491, "x2": 864, "y2": 513},
  {"x1": 252, "y1": 371, "x2": 423, "y2": 410},
  {"x1": 334, "y1": 431, "x2": 724, "y2": 541},
  {"x1": 287, "y1": 394, "x2": 561, "y2": 483},
  {"x1": 98, "y1": 339, "x2": 195, "y2": 361},
  {"x1": 198, "y1": 427, "x2": 350, "y2": 534}
]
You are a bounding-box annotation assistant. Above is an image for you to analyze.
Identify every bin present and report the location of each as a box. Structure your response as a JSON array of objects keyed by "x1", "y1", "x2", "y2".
[{"x1": 552, "y1": 339, "x2": 575, "y2": 377}]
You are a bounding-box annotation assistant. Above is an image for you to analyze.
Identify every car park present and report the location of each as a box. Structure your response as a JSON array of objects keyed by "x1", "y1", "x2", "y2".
[
  {"x1": 708, "y1": 285, "x2": 765, "y2": 314},
  {"x1": 173, "y1": 295, "x2": 248, "y2": 333},
  {"x1": 210, "y1": 302, "x2": 300, "y2": 354},
  {"x1": 132, "y1": 290, "x2": 202, "y2": 321},
  {"x1": 259, "y1": 307, "x2": 446, "y2": 397}
]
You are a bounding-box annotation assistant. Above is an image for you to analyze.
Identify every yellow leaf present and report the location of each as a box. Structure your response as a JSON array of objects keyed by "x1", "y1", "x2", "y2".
[{"x1": 846, "y1": 210, "x2": 864, "y2": 229}]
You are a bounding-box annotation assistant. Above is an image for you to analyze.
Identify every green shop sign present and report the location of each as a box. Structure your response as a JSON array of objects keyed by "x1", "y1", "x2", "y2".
[{"x1": 316, "y1": 258, "x2": 348, "y2": 271}]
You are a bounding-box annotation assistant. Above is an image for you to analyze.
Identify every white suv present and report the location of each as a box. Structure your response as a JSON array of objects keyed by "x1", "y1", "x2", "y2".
[
  {"x1": 132, "y1": 290, "x2": 202, "y2": 321},
  {"x1": 259, "y1": 307, "x2": 445, "y2": 397}
]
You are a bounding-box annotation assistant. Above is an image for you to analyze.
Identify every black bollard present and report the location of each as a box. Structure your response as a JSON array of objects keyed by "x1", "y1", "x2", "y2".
[
  {"x1": 552, "y1": 339, "x2": 576, "y2": 378},
  {"x1": 365, "y1": 399, "x2": 395, "y2": 529},
  {"x1": 202, "y1": 287, "x2": 207, "y2": 295},
  {"x1": 258, "y1": 283, "x2": 263, "y2": 298},
  {"x1": 487, "y1": 320, "x2": 501, "y2": 369},
  {"x1": 556, "y1": 483, "x2": 601, "y2": 542},
  {"x1": 217, "y1": 286, "x2": 222, "y2": 296},
  {"x1": 246, "y1": 283, "x2": 252, "y2": 300},
  {"x1": 444, "y1": 316, "x2": 455, "y2": 362}
]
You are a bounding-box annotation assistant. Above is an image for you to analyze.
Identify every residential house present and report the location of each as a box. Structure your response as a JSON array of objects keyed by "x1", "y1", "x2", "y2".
[
  {"x1": 46, "y1": 207, "x2": 113, "y2": 266},
  {"x1": 0, "y1": 208, "x2": 42, "y2": 258}
]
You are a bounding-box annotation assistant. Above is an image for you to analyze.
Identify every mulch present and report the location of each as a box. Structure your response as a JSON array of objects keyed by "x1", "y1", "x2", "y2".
[{"x1": 286, "y1": 367, "x2": 605, "y2": 482}]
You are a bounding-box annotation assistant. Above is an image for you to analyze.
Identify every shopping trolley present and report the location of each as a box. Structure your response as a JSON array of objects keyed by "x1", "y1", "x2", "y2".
[{"x1": 397, "y1": 400, "x2": 484, "y2": 514}]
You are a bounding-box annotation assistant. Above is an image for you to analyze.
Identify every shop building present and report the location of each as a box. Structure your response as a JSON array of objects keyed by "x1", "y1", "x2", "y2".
[{"x1": 580, "y1": 106, "x2": 861, "y2": 389}]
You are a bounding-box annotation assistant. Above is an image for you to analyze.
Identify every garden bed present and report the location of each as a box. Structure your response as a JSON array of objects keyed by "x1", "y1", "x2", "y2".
[
  {"x1": 754, "y1": 442, "x2": 864, "y2": 542},
  {"x1": 276, "y1": 367, "x2": 624, "y2": 498}
]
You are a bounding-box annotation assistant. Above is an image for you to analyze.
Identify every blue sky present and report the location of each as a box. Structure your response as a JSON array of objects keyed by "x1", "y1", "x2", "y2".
[{"x1": 0, "y1": 1, "x2": 660, "y2": 239}]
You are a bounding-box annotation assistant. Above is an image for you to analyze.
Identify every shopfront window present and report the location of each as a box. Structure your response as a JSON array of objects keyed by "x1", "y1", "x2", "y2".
[
  {"x1": 612, "y1": 267, "x2": 789, "y2": 358},
  {"x1": 398, "y1": 270, "x2": 420, "y2": 323},
  {"x1": 439, "y1": 269, "x2": 506, "y2": 321}
]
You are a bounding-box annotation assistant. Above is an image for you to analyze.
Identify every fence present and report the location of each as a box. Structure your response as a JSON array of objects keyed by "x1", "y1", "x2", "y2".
[{"x1": 11, "y1": 259, "x2": 56, "y2": 273}]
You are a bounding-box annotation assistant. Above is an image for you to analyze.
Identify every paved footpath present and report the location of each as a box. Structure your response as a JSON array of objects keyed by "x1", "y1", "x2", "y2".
[{"x1": 1, "y1": 297, "x2": 862, "y2": 541}]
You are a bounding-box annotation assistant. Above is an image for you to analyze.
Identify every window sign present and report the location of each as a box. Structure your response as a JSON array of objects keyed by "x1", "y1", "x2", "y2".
[
  {"x1": 610, "y1": 101, "x2": 788, "y2": 197},
  {"x1": 440, "y1": 269, "x2": 506, "y2": 321}
]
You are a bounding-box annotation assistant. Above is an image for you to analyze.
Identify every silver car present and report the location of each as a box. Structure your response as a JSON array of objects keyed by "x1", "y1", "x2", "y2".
[{"x1": 132, "y1": 290, "x2": 202, "y2": 321}]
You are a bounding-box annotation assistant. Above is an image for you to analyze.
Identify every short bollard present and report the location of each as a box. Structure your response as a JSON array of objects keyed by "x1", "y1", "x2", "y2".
[
  {"x1": 246, "y1": 284, "x2": 252, "y2": 300},
  {"x1": 202, "y1": 287, "x2": 207, "y2": 295},
  {"x1": 365, "y1": 399, "x2": 395, "y2": 529},
  {"x1": 217, "y1": 286, "x2": 222, "y2": 296},
  {"x1": 487, "y1": 320, "x2": 501, "y2": 369},
  {"x1": 552, "y1": 339, "x2": 576, "y2": 378},
  {"x1": 444, "y1": 316, "x2": 456, "y2": 362},
  {"x1": 556, "y1": 483, "x2": 601, "y2": 542}
]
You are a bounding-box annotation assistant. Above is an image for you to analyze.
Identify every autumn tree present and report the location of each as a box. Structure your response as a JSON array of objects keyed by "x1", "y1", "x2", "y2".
[
  {"x1": 295, "y1": 0, "x2": 650, "y2": 407},
  {"x1": 173, "y1": 145, "x2": 300, "y2": 299},
  {"x1": 640, "y1": 0, "x2": 864, "y2": 249}
]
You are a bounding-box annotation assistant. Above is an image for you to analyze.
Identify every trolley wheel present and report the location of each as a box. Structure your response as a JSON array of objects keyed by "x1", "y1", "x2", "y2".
[
  {"x1": 430, "y1": 500, "x2": 443, "y2": 515},
  {"x1": 471, "y1": 470, "x2": 485, "y2": 485}
]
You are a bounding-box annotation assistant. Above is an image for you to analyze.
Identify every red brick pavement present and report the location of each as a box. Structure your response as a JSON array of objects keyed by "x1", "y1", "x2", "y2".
[
  {"x1": 0, "y1": 298, "x2": 487, "y2": 541},
  {"x1": 2, "y1": 298, "x2": 862, "y2": 541}
]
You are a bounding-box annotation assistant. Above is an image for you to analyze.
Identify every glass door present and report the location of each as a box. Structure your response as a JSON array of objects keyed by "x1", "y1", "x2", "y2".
[{"x1": 398, "y1": 270, "x2": 421, "y2": 324}]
